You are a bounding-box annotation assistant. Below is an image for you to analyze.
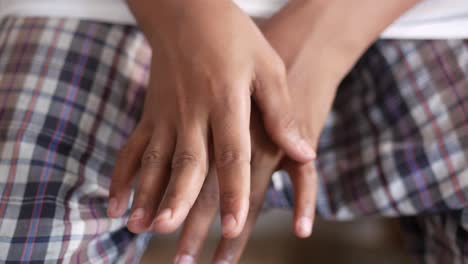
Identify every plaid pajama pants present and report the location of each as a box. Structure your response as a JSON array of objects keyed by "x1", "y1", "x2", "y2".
[{"x1": 0, "y1": 16, "x2": 467, "y2": 263}]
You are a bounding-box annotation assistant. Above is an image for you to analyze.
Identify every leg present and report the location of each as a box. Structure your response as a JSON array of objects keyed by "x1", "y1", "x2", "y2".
[
  {"x1": 263, "y1": 39, "x2": 468, "y2": 262},
  {"x1": 0, "y1": 16, "x2": 151, "y2": 263},
  {"x1": 266, "y1": 39, "x2": 468, "y2": 218}
]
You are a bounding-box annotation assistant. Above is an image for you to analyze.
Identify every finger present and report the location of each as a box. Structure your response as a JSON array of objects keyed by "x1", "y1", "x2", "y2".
[
  {"x1": 212, "y1": 222, "x2": 255, "y2": 264},
  {"x1": 211, "y1": 94, "x2": 251, "y2": 239},
  {"x1": 253, "y1": 59, "x2": 316, "y2": 163},
  {"x1": 284, "y1": 160, "x2": 317, "y2": 238},
  {"x1": 153, "y1": 125, "x2": 209, "y2": 233},
  {"x1": 127, "y1": 125, "x2": 175, "y2": 233},
  {"x1": 174, "y1": 166, "x2": 219, "y2": 264},
  {"x1": 108, "y1": 121, "x2": 151, "y2": 218},
  {"x1": 212, "y1": 164, "x2": 272, "y2": 264}
]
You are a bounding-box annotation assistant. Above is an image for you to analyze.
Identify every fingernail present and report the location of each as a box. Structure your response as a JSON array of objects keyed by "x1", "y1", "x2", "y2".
[
  {"x1": 156, "y1": 208, "x2": 172, "y2": 222},
  {"x1": 222, "y1": 214, "x2": 237, "y2": 236},
  {"x1": 215, "y1": 260, "x2": 230, "y2": 264},
  {"x1": 299, "y1": 139, "x2": 316, "y2": 159},
  {"x1": 297, "y1": 217, "x2": 312, "y2": 237},
  {"x1": 130, "y1": 208, "x2": 145, "y2": 221},
  {"x1": 108, "y1": 197, "x2": 119, "y2": 216},
  {"x1": 174, "y1": 254, "x2": 194, "y2": 264}
]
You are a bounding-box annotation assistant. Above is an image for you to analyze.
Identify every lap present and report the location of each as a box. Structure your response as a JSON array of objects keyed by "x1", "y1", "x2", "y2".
[
  {"x1": 266, "y1": 39, "x2": 468, "y2": 262},
  {"x1": 318, "y1": 39, "x2": 468, "y2": 219},
  {"x1": 269, "y1": 39, "x2": 468, "y2": 219},
  {"x1": 1, "y1": 15, "x2": 467, "y2": 263},
  {"x1": 0, "y1": 16, "x2": 151, "y2": 263}
]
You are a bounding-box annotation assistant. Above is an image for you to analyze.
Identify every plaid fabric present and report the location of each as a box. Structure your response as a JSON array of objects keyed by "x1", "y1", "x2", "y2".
[
  {"x1": 0, "y1": 17, "x2": 151, "y2": 263},
  {"x1": 0, "y1": 16, "x2": 468, "y2": 263},
  {"x1": 269, "y1": 39, "x2": 468, "y2": 220},
  {"x1": 265, "y1": 38, "x2": 468, "y2": 262},
  {"x1": 316, "y1": 39, "x2": 468, "y2": 219}
]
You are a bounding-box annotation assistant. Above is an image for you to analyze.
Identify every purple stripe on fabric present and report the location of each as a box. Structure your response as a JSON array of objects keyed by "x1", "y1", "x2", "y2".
[
  {"x1": 392, "y1": 42, "x2": 434, "y2": 209},
  {"x1": 429, "y1": 42, "x2": 468, "y2": 204},
  {"x1": 89, "y1": 198, "x2": 108, "y2": 263},
  {"x1": 404, "y1": 142, "x2": 433, "y2": 208},
  {"x1": 0, "y1": 88, "x2": 129, "y2": 137},
  {"x1": 343, "y1": 151, "x2": 370, "y2": 214},
  {"x1": 6, "y1": 22, "x2": 148, "y2": 69},
  {"x1": 61, "y1": 27, "x2": 131, "y2": 264},
  {"x1": 21, "y1": 23, "x2": 99, "y2": 262},
  {"x1": 360, "y1": 63, "x2": 400, "y2": 214},
  {"x1": 0, "y1": 18, "x2": 24, "y2": 121},
  {"x1": 0, "y1": 19, "x2": 40, "y2": 219}
]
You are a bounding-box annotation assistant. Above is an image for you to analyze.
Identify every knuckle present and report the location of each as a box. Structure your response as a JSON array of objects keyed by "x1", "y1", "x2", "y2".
[
  {"x1": 215, "y1": 147, "x2": 249, "y2": 169},
  {"x1": 171, "y1": 151, "x2": 200, "y2": 169},
  {"x1": 141, "y1": 149, "x2": 167, "y2": 167}
]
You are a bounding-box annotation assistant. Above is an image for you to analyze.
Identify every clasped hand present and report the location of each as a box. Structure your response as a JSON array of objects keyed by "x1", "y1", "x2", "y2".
[{"x1": 107, "y1": 0, "x2": 341, "y2": 263}]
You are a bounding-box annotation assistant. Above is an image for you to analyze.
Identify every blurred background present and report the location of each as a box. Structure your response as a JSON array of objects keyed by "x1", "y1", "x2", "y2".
[{"x1": 141, "y1": 210, "x2": 413, "y2": 264}]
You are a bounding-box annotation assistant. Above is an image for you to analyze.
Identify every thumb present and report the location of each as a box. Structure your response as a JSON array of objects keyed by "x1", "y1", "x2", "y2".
[{"x1": 253, "y1": 59, "x2": 315, "y2": 163}]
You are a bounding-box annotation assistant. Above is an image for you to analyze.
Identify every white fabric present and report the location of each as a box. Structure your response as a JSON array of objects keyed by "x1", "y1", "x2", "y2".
[{"x1": 0, "y1": 0, "x2": 467, "y2": 39}]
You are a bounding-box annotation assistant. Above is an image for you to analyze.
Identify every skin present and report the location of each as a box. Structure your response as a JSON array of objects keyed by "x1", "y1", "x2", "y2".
[
  {"x1": 106, "y1": 0, "x2": 420, "y2": 263},
  {"x1": 172, "y1": 0, "x2": 421, "y2": 263},
  {"x1": 108, "y1": 0, "x2": 316, "y2": 239}
]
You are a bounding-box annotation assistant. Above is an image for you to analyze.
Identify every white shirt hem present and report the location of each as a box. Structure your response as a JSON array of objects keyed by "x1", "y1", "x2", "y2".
[{"x1": 0, "y1": 0, "x2": 468, "y2": 39}]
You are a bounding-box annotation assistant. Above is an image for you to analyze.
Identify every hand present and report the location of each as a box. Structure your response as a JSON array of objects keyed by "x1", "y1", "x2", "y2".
[
  {"x1": 107, "y1": 0, "x2": 315, "y2": 239},
  {"x1": 172, "y1": 0, "x2": 419, "y2": 260},
  {"x1": 188, "y1": 0, "x2": 419, "y2": 261},
  {"x1": 175, "y1": 107, "x2": 318, "y2": 264}
]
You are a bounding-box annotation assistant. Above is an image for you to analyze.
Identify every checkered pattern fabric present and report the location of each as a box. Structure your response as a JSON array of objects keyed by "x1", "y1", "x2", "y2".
[
  {"x1": 266, "y1": 39, "x2": 468, "y2": 261},
  {"x1": 270, "y1": 39, "x2": 468, "y2": 222},
  {"x1": 0, "y1": 16, "x2": 467, "y2": 263},
  {"x1": 0, "y1": 17, "x2": 151, "y2": 263},
  {"x1": 317, "y1": 39, "x2": 468, "y2": 219}
]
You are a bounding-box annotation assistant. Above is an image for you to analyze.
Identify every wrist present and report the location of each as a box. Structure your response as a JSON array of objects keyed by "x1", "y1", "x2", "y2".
[
  {"x1": 127, "y1": 0, "x2": 235, "y2": 47},
  {"x1": 278, "y1": 0, "x2": 420, "y2": 74},
  {"x1": 127, "y1": 0, "x2": 191, "y2": 42}
]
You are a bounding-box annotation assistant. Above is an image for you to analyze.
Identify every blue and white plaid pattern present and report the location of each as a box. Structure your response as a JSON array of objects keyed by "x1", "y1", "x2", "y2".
[
  {"x1": 0, "y1": 17, "x2": 151, "y2": 263},
  {"x1": 0, "y1": 16, "x2": 467, "y2": 263},
  {"x1": 266, "y1": 39, "x2": 468, "y2": 262}
]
